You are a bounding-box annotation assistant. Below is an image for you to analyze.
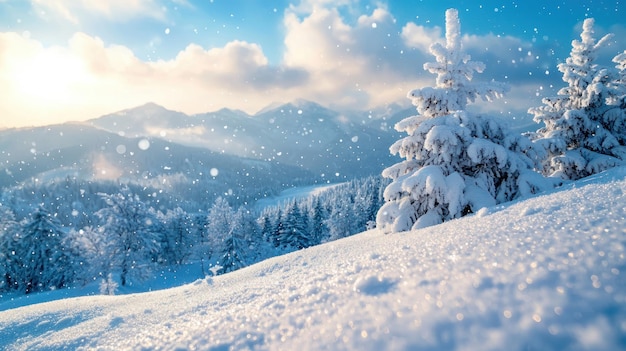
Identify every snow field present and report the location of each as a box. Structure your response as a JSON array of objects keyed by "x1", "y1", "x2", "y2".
[{"x1": 0, "y1": 168, "x2": 625, "y2": 350}]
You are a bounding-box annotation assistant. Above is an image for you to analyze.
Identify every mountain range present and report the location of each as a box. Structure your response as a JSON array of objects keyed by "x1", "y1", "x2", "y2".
[
  {"x1": 87, "y1": 99, "x2": 412, "y2": 179},
  {"x1": 0, "y1": 100, "x2": 412, "y2": 208}
]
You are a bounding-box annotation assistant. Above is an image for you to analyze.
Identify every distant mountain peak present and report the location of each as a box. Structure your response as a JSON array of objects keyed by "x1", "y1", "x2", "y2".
[
  {"x1": 285, "y1": 99, "x2": 330, "y2": 112},
  {"x1": 213, "y1": 107, "x2": 251, "y2": 118},
  {"x1": 256, "y1": 99, "x2": 331, "y2": 117},
  {"x1": 115, "y1": 102, "x2": 172, "y2": 115},
  {"x1": 290, "y1": 98, "x2": 323, "y2": 108}
]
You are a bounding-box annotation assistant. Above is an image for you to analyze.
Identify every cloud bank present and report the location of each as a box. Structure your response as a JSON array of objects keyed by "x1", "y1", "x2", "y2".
[{"x1": 1, "y1": 1, "x2": 622, "y2": 128}]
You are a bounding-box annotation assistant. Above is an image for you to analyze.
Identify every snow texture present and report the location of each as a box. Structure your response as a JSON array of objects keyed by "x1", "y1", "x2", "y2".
[{"x1": 1, "y1": 167, "x2": 625, "y2": 350}]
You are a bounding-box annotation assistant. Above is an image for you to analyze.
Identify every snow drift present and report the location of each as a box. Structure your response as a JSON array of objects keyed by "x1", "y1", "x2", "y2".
[{"x1": 1, "y1": 168, "x2": 625, "y2": 350}]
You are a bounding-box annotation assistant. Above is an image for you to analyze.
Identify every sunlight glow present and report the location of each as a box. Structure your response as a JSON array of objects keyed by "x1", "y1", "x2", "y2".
[{"x1": 11, "y1": 49, "x2": 88, "y2": 104}]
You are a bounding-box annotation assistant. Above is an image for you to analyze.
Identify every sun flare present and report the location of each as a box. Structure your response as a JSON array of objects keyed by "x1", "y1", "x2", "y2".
[{"x1": 11, "y1": 49, "x2": 88, "y2": 103}]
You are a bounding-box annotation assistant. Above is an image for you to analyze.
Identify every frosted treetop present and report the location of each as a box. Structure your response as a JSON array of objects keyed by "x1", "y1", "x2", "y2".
[{"x1": 408, "y1": 8, "x2": 508, "y2": 119}]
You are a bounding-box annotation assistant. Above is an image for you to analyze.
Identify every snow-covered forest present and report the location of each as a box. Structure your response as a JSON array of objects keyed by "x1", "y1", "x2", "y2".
[
  {"x1": 0, "y1": 5, "x2": 625, "y2": 350},
  {"x1": 0, "y1": 175, "x2": 387, "y2": 293}
]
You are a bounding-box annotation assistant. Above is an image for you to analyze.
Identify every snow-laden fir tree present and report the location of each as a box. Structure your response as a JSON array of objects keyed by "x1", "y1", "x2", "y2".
[
  {"x1": 96, "y1": 187, "x2": 161, "y2": 286},
  {"x1": 528, "y1": 18, "x2": 625, "y2": 180},
  {"x1": 234, "y1": 206, "x2": 264, "y2": 264},
  {"x1": 158, "y1": 207, "x2": 195, "y2": 265},
  {"x1": 377, "y1": 8, "x2": 546, "y2": 233},
  {"x1": 216, "y1": 211, "x2": 246, "y2": 275},
  {"x1": 277, "y1": 202, "x2": 311, "y2": 250},
  {"x1": 0, "y1": 205, "x2": 19, "y2": 292},
  {"x1": 610, "y1": 50, "x2": 626, "y2": 144},
  {"x1": 325, "y1": 196, "x2": 354, "y2": 241},
  {"x1": 206, "y1": 196, "x2": 235, "y2": 260},
  {"x1": 269, "y1": 208, "x2": 284, "y2": 248},
  {"x1": 64, "y1": 226, "x2": 107, "y2": 285},
  {"x1": 1, "y1": 207, "x2": 74, "y2": 293},
  {"x1": 308, "y1": 198, "x2": 327, "y2": 245}
]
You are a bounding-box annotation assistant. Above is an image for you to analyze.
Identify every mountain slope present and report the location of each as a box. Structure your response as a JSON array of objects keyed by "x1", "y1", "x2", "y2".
[
  {"x1": 0, "y1": 122, "x2": 315, "y2": 209},
  {"x1": 1, "y1": 167, "x2": 624, "y2": 350}
]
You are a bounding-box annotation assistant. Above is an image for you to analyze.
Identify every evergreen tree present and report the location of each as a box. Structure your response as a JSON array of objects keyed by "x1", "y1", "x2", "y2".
[
  {"x1": 528, "y1": 18, "x2": 625, "y2": 179},
  {"x1": 96, "y1": 187, "x2": 161, "y2": 286},
  {"x1": 212, "y1": 205, "x2": 260, "y2": 274},
  {"x1": 308, "y1": 198, "x2": 328, "y2": 245},
  {"x1": 326, "y1": 197, "x2": 354, "y2": 241},
  {"x1": 189, "y1": 212, "x2": 212, "y2": 276},
  {"x1": 158, "y1": 207, "x2": 194, "y2": 265},
  {"x1": 206, "y1": 197, "x2": 235, "y2": 260},
  {"x1": 65, "y1": 226, "x2": 107, "y2": 285},
  {"x1": 377, "y1": 8, "x2": 545, "y2": 233},
  {"x1": 352, "y1": 181, "x2": 376, "y2": 233},
  {"x1": 2, "y1": 207, "x2": 73, "y2": 293},
  {"x1": 609, "y1": 50, "x2": 626, "y2": 148},
  {"x1": 235, "y1": 206, "x2": 262, "y2": 263},
  {"x1": 216, "y1": 215, "x2": 246, "y2": 275},
  {"x1": 270, "y1": 208, "x2": 284, "y2": 248},
  {"x1": 278, "y1": 202, "x2": 310, "y2": 250},
  {"x1": 99, "y1": 273, "x2": 118, "y2": 295},
  {"x1": 0, "y1": 205, "x2": 19, "y2": 292},
  {"x1": 259, "y1": 213, "x2": 273, "y2": 243}
]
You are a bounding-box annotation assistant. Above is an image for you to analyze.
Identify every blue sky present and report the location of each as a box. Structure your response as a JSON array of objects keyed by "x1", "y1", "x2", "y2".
[{"x1": 0, "y1": 0, "x2": 624, "y2": 127}]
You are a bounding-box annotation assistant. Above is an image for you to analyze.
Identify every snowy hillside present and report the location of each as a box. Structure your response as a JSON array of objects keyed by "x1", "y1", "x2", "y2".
[
  {"x1": 0, "y1": 122, "x2": 315, "y2": 212},
  {"x1": 1, "y1": 168, "x2": 625, "y2": 350}
]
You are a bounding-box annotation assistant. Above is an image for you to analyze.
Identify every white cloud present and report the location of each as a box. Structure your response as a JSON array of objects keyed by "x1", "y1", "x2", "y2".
[
  {"x1": 282, "y1": 5, "x2": 429, "y2": 110},
  {"x1": 0, "y1": 3, "x2": 566, "y2": 128},
  {"x1": 401, "y1": 22, "x2": 443, "y2": 52},
  {"x1": 0, "y1": 32, "x2": 309, "y2": 127}
]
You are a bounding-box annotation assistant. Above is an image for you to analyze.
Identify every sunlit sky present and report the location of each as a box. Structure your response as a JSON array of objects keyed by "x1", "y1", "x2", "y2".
[{"x1": 0, "y1": 0, "x2": 623, "y2": 128}]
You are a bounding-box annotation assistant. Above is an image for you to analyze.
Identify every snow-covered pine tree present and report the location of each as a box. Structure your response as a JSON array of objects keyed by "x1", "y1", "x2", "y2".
[
  {"x1": 96, "y1": 187, "x2": 161, "y2": 286},
  {"x1": 189, "y1": 212, "x2": 211, "y2": 276},
  {"x1": 2, "y1": 207, "x2": 74, "y2": 293},
  {"x1": 308, "y1": 198, "x2": 328, "y2": 245},
  {"x1": 528, "y1": 18, "x2": 625, "y2": 180},
  {"x1": 609, "y1": 50, "x2": 626, "y2": 150},
  {"x1": 278, "y1": 202, "x2": 311, "y2": 250},
  {"x1": 216, "y1": 211, "x2": 246, "y2": 275},
  {"x1": 158, "y1": 207, "x2": 194, "y2": 265},
  {"x1": 99, "y1": 272, "x2": 118, "y2": 295},
  {"x1": 64, "y1": 226, "x2": 107, "y2": 285},
  {"x1": 0, "y1": 205, "x2": 19, "y2": 292},
  {"x1": 259, "y1": 213, "x2": 273, "y2": 243},
  {"x1": 377, "y1": 8, "x2": 546, "y2": 233},
  {"x1": 206, "y1": 197, "x2": 235, "y2": 259},
  {"x1": 326, "y1": 195, "x2": 354, "y2": 241},
  {"x1": 234, "y1": 206, "x2": 265, "y2": 264},
  {"x1": 269, "y1": 208, "x2": 284, "y2": 248}
]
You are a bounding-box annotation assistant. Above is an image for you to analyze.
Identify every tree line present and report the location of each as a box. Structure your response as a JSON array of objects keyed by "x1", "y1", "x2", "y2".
[{"x1": 0, "y1": 176, "x2": 387, "y2": 294}]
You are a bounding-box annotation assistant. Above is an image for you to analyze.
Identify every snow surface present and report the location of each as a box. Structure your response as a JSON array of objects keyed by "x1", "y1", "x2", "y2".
[{"x1": 1, "y1": 168, "x2": 626, "y2": 350}]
